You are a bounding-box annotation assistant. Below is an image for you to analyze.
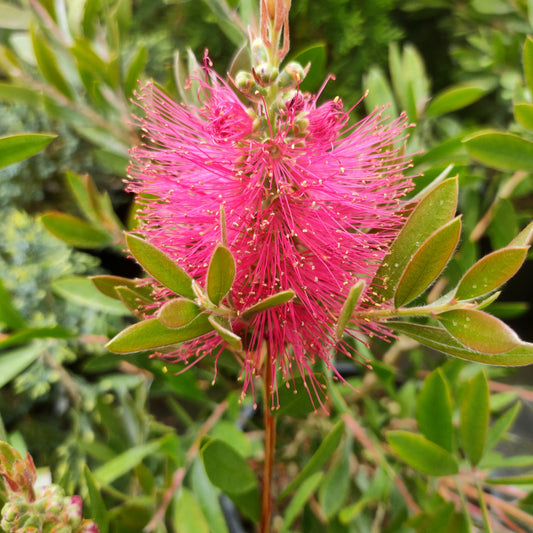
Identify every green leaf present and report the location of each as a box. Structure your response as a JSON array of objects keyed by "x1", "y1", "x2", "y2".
[
  {"x1": 464, "y1": 131, "x2": 533, "y2": 171},
  {"x1": 84, "y1": 466, "x2": 109, "y2": 533},
  {"x1": 64, "y1": 171, "x2": 99, "y2": 224},
  {"x1": 363, "y1": 66, "x2": 398, "y2": 118},
  {"x1": 125, "y1": 44, "x2": 147, "y2": 99},
  {"x1": 0, "y1": 326, "x2": 72, "y2": 351},
  {"x1": 41, "y1": 212, "x2": 111, "y2": 248},
  {"x1": 438, "y1": 309, "x2": 520, "y2": 354},
  {"x1": 208, "y1": 315, "x2": 242, "y2": 350},
  {"x1": 206, "y1": 245, "x2": 235, "y2": 305},
  {"x1": 387, "y1": 431, "x2": 459, "y2": 476},
  {"x1": 416, "y1": 369, "x2": 453, "y2": 452},
  {"x1": 274, "y1": 375, "x2": 327, "y2": 418},
  {"x1": 460, "y1": 371, "x2": 489, "y2": 466},
  {"x1": 172, "y1": 488, "x2": 209, "y2": 533},
  {"x1": 0, "y1": 279, "x2": 26, "y2": 330},
  {"x1": 336, "y1": 280, "x2": 365, "y2": 340},
  {"x1": 0, "y1": 3, "x2": 30, "y2": 29},
  {"x1": 387, "y1": 321, "x2": 533, "y2": 366},
  {"x1": 292, "y1": 43, "x2": 327, "y2": 92},
  {"x1": 115, "y1": 287, "x2": 145, "y2": 315},
  {"x1": 126, "y1": 234, "x2": 195, "y2": 300},
  {"x1": 30, "y1": 25, "x2": 73, "y2": 99},
  {"x1": 158, "y1": 299, "x2": 201, "y2": 329},
  {"x1": 374, "y1": 177, "x2": 458, "y2": 301},
  {"x1": 510, "y1": 221, "x2": 533, "y2": 246},
  {"x1": 426, "y1": 84, "x2": 486, "y2": 117},
  {"x1": 318, "y1": 439, "x2": 350, "y2": 518},
  {"x1": 455, "y1": 247, "x2": 528, "y2": 300},
  {"x1": 281, "y1": 472, "x2": 323, "y2": 532},
  {"x1": 0, "y1": 133, "x2": 56, "y2": 169},
  {"x1": 486, "y1": 401, "x2": 521, "y2": 451},
  {"x1": 486, "y1": 474, "x2": 533, "y2": 485},
  {"x1": 90, "y1": 275, "x2": 149, "y2": 301},
  {"x1": 106, "y1": 315, "x2": 213, "y2": 354},
  {"x1": 240, "y1": 290, "x2": 295, "y2": 319},
  {"x1": 394, "y1": 217, "x2": 461, "y2": 307},
  {"x1": 201, "y1": 439, "x2": 258, "y2": 495},
  {"x1": 52, "y1": 276, "x2": 129, "y2": 315},
  {"x1": 514, "y1": 103, "x2": 533, "y2": 131},
  {"x1": 0, "y1": 345, "x2": 42, "y2": 389},
  {"x1": 523, "y1": 36, "x2": 533, "y2": 96},
  {"x1": 279, "y1": 421, "x2": 344, "y2": 500},
  {"x1": 93, "y1": 438, "x2": 167, "y2": 485}
]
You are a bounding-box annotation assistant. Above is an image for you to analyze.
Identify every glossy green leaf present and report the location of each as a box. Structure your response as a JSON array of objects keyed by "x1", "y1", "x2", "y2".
[
  {"x1": 387, "y1": 431, "x2": 459, "y2": 476},
  {"x1": 0, "y1": 133, "x2": 56, "y2": 169},
  {"x1": 208, "y1": 315, "x2": 242, "y2": 350},
  {"x1": 335, "y1": 280, "x2": 365, "y2": 340},
  {"x1": 281, "y1": 472, "x2": 323, "y2": 532},
  {"x1": 439, "y1": 309, "x2": 520, "y2": 354},
  {"x1": 93, "y1": 438, "x2": 167, "y2": 485},
  {"x1": 240, "y1": 290, "x2": 295, "y2": 319},
  {"x1": 206, "y1": 245, "x2": 235, "y2": 305},
  {"x1": 524, "y1": 36, "x2": 533, "y2": 96},
  {"x1": 514, "y1": 103, "x2": 533, "y2": 131},
  {"x1": 464, "y1": 131, "x2": 533, "y2": 171},
  {"x1": 172, "y1": 488, "x2": 209, "y2": 533},
  {"x1": 460, "y1": 371, "x2": 489, "y2": 466},
  {"x1": 0, "y1": 345, "x2": 42, "y2": 389},
  {"x1": 0, "y1": 3, "x2": 30, "y2": 29},
  {"x1": 387, "y1": 321, "x2": 533, "y2": 366},
  {"x1": 126, "y1": 234, "x2": 195, "y2": 300},
  {"x1": 0, "y1": 279, "x2": 26, "y2": 330},
  {"x1": 0, "y1": 326, "x2": 72, "y2": 351},
  {"x1": 486, "y1": 401, "x2": 521, "y2": 451},
  {"x1": 201, "y1": 439, "x2": 258, "y2": 495},
  {"x1": 363, "y1": 66, "x2": 398, "y2": 118},
  {"x1": 375, "y1": 177, "x2": 458, "y2": 301},
  {"x1": 394, "y1": 217, "x2": 461, "y2": 307},
  {"x1": 115, "y1": 287, "x2": 145, "y2": 315},
  {"x1": 158, "y1": 299, "x2": 201, "y2": 329},
  {"x1": 426, "y1": 84, "x2": 486, "y2": 117},
  {"x1": 318, "y1": 439, "x2": 350, "y2": 518},
  {"x1": 292, "y1": 44, "x2": 327, "y2": 92},
  {"x1": 455, "y1": 247, "x2": 528, "y2": 300},
  {"x1": 30, "y1": 25, "x2": 73, "y2": 99},
  {"x1": 84, "y1": 466, "x2": 109, "y2": 533},
  {"x1": 279, "y1": 421, "x2": 344, "y2": 500},
  {"x1": 274, "y1": 375, "x2": 327, "y2": 418},
  {"x1": 416, "y1": 369, "x2": 453, "y2": 452},
  {"x1": 106, "y1": 315, "x2": 213, "y2": 353},
  {"x1": 52, "y1": 276, "x2": 129, "y2": 315},
  {"x1": 90, "y1": 275, "x2": 149, "y2": 301},
  {"x1": 41, "y1": 212, "x2": 111, "y2": 248}
]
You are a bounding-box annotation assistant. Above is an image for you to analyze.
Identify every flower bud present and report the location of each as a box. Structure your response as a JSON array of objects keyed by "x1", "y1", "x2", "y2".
[
  {"x1": 235, "y1": 71, "x2": 254, "y2": 92},
  {"x1": 251, "y1": 38, "x2": 269, "y2": 64},
  {"x1": 255, "y1": 63, "x2": 279, "y2": 85},
  {"x1": 278, "y1": 61, "x2": 306, "y2": 89}
]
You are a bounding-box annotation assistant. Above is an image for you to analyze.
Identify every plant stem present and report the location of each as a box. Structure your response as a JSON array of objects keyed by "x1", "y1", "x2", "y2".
[{"x1": 260, "y1": 351, "x2": 276, "y2": 533}]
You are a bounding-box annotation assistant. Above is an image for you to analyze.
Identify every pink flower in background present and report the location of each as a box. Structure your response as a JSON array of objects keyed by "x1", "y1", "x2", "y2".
[{"x1": 127, "y1": 62, "x2": 413, "y2": 400}]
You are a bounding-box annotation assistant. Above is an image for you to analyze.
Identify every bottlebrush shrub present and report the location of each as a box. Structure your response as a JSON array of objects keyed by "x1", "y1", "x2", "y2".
[{"x1": 96, "y1": 35, "x2": 533, "y2": 406}]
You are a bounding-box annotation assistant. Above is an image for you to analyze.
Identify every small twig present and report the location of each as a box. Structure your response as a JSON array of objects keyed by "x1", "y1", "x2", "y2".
[{"x1": 144, "y1": 400, "x2": 229, "y2": 532}]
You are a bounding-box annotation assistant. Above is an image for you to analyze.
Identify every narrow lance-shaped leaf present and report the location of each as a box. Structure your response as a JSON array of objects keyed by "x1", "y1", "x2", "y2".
[
  {"x1": 438, "y1": 309, "x2": 521, "y2": 354},
  {"x1": 426, "y1": 84, "x2": 487, "y2": 117},
  {"x1": 280, "y1": 472, "x2": 323, "y2": 532},
  {"x1": 90, "y1": 275, "x2": 152, "y2": 301},
  {"x1": 509, "y1": 221, "x2": 533, "y2": 246},
  {"x1": 394, "y1": 216, "x2": 461, "y2": 307},
  {"x1": 41, "y1": 212, "x2": 111, "y2": 248},
  {"x1": 336, "y1": 280, "x2": 365, "y2": 340},
  {"x1": 387, "y1": 430, "x2": 459, "y2": 476},
  {"x1": 0, "y1": 133, "x2": 56, "y2": 169},
  {"x1": 374, "y1": 177, "x2": 458, "y2": 301},
  {"x1": 460, "y1": 371, "x2": 489, "y2": 466},
  {"x1": 416, "y1": 369, "x2": 453, "y2": 452},
  {"x1": 464, "y1": 131, "x2": 533, "y2": 171},
  {"x1": 208, "y1": 315, "x2": 242, "y2": 351},
  {"x1": 158, "y1": 298, "x2": 201, "y2": 329},
  {"x1": 206, "y1": 245, "x2": 235, "y2": 306},
  {"x1": 240, "y1": 290, "x2": 295, "y2": 319},
  {"x1": 126, "y1": 234, "x2": 195, "y2": 300},
  {"x1": 106, "y1": 315, "x2": 213, "y2": 354},
  {"x1": 455, "y1": 247, "x2": 528, "y2": 301}
]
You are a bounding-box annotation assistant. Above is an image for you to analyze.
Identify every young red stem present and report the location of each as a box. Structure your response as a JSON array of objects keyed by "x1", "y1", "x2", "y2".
[{"x1": 260, "y1": 353, "x2": 276, "y2": 533}]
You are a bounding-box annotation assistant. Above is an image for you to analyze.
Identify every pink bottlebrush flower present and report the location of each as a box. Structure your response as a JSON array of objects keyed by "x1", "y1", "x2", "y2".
[{"x1": 127, "y1": 59, "x2": 413, "y2": 403}]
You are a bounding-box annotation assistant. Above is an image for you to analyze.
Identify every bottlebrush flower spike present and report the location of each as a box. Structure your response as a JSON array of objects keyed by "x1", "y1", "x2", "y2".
[{"x1": 125, "y1": 50, "x2": 413, "y2": 404}]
